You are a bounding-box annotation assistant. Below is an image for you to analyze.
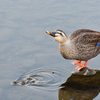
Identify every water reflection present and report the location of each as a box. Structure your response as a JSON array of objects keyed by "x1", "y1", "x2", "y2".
[{"x1": 59, "y1": 70, "x2": 100, "y2": 100}]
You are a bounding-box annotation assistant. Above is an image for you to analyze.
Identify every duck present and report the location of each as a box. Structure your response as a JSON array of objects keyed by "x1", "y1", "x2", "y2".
[{"x1": 46, "y1": 29, "x2": 100, "y2": 70}]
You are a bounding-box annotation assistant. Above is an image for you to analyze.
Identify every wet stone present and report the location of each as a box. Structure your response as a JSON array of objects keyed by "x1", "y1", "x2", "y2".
[
  {"x1": 26, "y1": 77, "x2": 33, "y2": 80},
  {"x1": 21, "y1": 81, "x2": 26, "y2": 85},
  {"x1": 30, "y1": 80, "x2": 35, "y2": 83},
  {"x1": 12, "y1": 81, "x2": 18, "y2": 85},
  {"x1": 72, "y1": 67, "x2": 97, "y2": 75}
]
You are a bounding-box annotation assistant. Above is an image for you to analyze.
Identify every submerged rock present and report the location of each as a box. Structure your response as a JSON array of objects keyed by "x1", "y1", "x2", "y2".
[{"x1": 72, "y1": 67, "x2": 100, "y2": 75}]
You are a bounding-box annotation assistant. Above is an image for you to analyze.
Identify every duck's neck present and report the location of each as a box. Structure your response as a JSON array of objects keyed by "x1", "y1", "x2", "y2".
[{"x1": 59, "y1": 36, "x2": 68, "y2": 44}]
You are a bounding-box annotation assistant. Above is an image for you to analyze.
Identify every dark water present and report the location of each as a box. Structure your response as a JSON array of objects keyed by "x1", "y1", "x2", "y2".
[{"x1": 0, "y1": 0, "x2": 100, "y2": 100}]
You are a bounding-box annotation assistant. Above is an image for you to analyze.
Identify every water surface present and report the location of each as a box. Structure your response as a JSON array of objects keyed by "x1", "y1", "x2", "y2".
[{"x1": 0, "y1": 0, "x2": 100, "y2": 100}]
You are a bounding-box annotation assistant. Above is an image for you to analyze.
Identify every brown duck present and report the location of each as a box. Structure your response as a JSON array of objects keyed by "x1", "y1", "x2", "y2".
[{"x1": 46, "y1": 29, "x2": 100, "y2": 70}]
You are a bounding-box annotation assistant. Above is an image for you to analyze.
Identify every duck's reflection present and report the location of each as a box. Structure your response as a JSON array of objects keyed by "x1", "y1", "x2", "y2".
[{"x1": 59, "y1": 69, "x2": 100, "y2": 100}]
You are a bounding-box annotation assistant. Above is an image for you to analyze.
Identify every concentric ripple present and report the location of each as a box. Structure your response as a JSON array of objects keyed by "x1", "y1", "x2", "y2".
[{"x1": 12, "y1": 67, "x2": 70, "y2": 91}]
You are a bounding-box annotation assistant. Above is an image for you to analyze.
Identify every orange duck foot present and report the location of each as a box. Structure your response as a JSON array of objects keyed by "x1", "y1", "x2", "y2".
[
  {"x1": 71, "y1": 60, "x2": 83, "y2": 65},
  {"x1": 72, "y1": 60, "x2": 88, "y2": 70}
]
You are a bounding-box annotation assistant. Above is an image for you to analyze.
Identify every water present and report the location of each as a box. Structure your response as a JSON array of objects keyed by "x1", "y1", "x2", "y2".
[
  {"x1": 12, "y1": 67, "x2": 70, "y2": 91},
  {"x1": 0, "y1": 0, "x2": 100, "y2": 100}
]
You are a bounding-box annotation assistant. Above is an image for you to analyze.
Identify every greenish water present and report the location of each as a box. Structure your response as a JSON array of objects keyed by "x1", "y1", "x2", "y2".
[{"x1": 0, "y1": 0, "x2": 100, "y2": 100}]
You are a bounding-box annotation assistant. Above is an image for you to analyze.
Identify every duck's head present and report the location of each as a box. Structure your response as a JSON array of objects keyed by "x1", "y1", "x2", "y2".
[{"x1": 46, "y1": 30, "x2": 68, "y2": 44}]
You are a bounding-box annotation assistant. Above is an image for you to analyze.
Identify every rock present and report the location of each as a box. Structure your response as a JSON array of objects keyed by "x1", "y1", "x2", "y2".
[{"x1": 72, "y1": 67, "x2": 98, "y2": 75}]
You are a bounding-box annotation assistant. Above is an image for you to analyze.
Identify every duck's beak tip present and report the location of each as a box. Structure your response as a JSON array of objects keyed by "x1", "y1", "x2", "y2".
[{"x1": 46, "y1": 31, "x2": 51, "y2": 35}]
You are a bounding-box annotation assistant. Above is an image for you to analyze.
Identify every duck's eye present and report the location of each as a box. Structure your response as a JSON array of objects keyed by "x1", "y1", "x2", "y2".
[{"x1": 60, "y1": 33, "x2": 63, "y2": 36}]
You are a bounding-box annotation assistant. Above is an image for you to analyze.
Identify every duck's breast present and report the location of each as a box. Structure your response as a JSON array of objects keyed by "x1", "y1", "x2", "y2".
[{"x1": 59, "y1": 40, "x2": 77, "y2": 60}]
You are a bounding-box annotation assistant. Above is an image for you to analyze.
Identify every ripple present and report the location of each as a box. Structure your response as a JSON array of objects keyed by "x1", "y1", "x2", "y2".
[{"x1": 12, "y1": 67, "x2": 70, "y2": 91}]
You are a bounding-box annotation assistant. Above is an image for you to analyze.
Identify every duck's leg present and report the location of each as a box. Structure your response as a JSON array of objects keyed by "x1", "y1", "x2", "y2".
[
  {"x1": 75, "y1": 61, "x2": 88, "y2": 70},
  {"x1": 71, "y1": 60, "x2": 83, "y2": 66}
]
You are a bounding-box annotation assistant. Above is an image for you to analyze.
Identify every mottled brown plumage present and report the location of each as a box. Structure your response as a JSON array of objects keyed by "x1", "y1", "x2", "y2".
[{"x1": 46, "y1": 29, "x2": 100, "y2": 70}]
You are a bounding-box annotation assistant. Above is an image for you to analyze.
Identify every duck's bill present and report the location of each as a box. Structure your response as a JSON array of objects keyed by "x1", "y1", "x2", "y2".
[{"x1": 46, "y1": 31, "x2": 56, "y2": 37}]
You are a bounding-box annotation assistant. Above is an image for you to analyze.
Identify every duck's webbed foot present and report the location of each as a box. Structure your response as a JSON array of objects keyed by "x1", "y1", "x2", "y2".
[
  {"x1": 72, "y1": 60, "x2": 83, "y2": 65},
  {"x1": 72, "y1": 60, "x2": 88, "y2": 70}
]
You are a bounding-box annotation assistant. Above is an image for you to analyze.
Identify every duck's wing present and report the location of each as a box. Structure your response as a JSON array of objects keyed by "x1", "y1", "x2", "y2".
[{"x1": 69, "y1": 29, "x2": 100, "y2": 46}]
